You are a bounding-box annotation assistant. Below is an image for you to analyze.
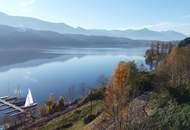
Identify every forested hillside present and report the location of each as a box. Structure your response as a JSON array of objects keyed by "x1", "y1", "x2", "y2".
[{"x1": 33, "y1": 38, "x2": 190, "y2": 130}]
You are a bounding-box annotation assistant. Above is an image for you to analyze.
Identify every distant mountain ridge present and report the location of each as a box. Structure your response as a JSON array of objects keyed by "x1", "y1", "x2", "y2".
[
  {"x1": 0, "y1": 25, "x2": 148, "y2": 49},
  {"x1": 0, "y1": 12, "x2": 186, "y2": 41},
  {"x1": 81, "y1": 28, "x2": 186, "y2": 41}
]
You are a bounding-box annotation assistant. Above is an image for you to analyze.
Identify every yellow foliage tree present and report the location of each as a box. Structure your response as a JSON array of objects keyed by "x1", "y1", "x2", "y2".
[{"x1": 105, "y1": 61, "x2": 139, "y2": 129}]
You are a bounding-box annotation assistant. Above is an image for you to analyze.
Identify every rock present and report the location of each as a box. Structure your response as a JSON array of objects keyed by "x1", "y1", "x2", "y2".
[
  {"x1": 127, "y1": 95, "x2": 149, "y2": 122},
  {"x1": 84, "y1": 114, "x2": 97, "y2": 124},
  {"x1": 54, "y1": 122, "x2": 73, "y2": 130}
]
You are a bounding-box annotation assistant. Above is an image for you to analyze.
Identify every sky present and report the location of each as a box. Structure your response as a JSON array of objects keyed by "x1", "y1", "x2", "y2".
[{"x1": 0, "y1": 0, "x2": 190, "y2": 35}]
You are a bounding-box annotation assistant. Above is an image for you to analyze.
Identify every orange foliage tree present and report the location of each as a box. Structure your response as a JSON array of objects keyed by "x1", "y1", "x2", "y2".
[{"x1": 105, "y1": 61, "x2": 139, "y2": 129}]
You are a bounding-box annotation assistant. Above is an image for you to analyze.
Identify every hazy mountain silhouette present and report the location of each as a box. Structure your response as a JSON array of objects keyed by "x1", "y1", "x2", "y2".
[
  {"x1": 0, "y1": 25, "x2": 148, "y2": 49},
  {"x1": 79, "y1": 28, "x2": 186, "y2": 41},
  {"x1": 0, "y1": 12, "x2": 186, "y2": 41}
]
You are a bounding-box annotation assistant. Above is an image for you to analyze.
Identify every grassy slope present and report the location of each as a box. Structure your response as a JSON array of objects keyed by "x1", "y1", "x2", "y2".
[{"x1": 39, "y1": 100, "x2": 103, "y2": 130}]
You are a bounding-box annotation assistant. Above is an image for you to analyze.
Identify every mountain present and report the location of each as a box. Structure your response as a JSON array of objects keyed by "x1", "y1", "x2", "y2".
[
  {"x1": 0, "y1": 12, "x2": 186, "y2": 41},
  {"x1": 0, "y1": 25, "x2": 148, "y2": 49},
  {"x1": 79, "y1": 28, "x2": 186, "y2": 41},
  {"x1": 0, "y1": 12, "x2": 77, "y2": 34}
]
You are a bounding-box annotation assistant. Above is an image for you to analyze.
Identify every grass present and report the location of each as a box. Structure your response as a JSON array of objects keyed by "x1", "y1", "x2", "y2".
[{"x1": 39, "y1": 100, "x2": 102, "y2": 130}]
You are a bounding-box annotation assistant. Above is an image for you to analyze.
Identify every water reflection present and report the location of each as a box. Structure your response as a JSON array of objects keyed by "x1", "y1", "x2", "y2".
[{"x1": 0, "y1": 48, "x2": 148, "y2": 102}]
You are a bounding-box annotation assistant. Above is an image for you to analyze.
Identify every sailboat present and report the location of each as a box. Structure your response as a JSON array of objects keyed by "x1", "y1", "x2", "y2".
[{"x1": 23, "y1": 89, "x2": 37, "y2": 108}]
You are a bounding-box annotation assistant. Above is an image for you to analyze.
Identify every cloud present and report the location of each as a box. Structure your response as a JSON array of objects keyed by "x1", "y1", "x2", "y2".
[
  {"x1": 20, "y1": 0, "x2": 36, "y2": 7},
  {"x1": 0, "y1": 0, "x2": 36, "y2": 13},
  {"x1": 17, "y1": 0, "x2": 36, "y2": 13}
]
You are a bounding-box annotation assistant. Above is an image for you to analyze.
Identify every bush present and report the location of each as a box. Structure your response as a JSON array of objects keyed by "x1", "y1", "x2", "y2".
[
  {"x1": 40, "y1": 104, "x2": 49, "y2": 117},
  {"x1": 178, "y1": 37, "x2": 190, "y2": 47},
  {"x1": 56, "y1": 96, "x2": 65, "y2": 111},
  {"x1": 168, "y1": 86, "x2": 190, "y2": 103},
  {"x1": 147, "y1": 88, "x2": 190, "y2": 130},
  {"x1": 83, "y1": 88, "x2": 104, "y2": 103}
]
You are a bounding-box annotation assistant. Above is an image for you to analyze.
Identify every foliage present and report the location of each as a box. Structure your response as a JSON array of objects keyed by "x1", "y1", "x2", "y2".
[
  {"x1": 46, "y1": 95, "x2": 57, "y2": 114},
  {"x1": 157, "y1": 47, "x2": 190, "y2": 103},
  {"x1": 103, "y1": 39, "x2": 190, "y2": 130},
  {"x1": 104, "y1": 61, "x2": 140, "y2": 129},
  {"x1": 40, "y1": 38, "x2": 190, "y2": 130},
  {"x1": 178, "y1": 37, "x2": 190, "y2": 47},
  {"x1": 138, "y1": 72, "x2": 154, "y2": 93},
  {"x1": 145, "y1": 42, "x2": 175, "y2": 69},
  {"x1": 39, "y1": 100, "x2": 102, "y2": 130},
  {"x1": 40, "y1": 103, "x2": 49, "y2": 117},
  {"x1": 83, "y1": 87, "x2": 105, "y2": 104},
  {"x1": 56, "y1": 96, "x2": 65, "y2": 111},
  {"x1": 149, "y1": 89, "x2": 190, "y2": 130},
  {"x1": 40, "y1": 95, "x2": 65, "y2": 116}
]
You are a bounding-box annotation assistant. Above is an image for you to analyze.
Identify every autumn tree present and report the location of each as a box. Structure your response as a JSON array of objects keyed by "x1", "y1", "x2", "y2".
[
  {"x1": 40, "y1": 104, "x2": 49, "y2": 117},
  {"x1": 46, "y1": 95, "x2": 56, "y2": 113},
  {"x1": 145, "y1": 42, "x2": 175, "y2": 70},
  {"x1": 40, "y1": 95, "x2": 57, "y2": 116},
  {"x1": 105, "y1": 61, "x2": 139, "y2": 129},
  {"x1": 56, "y1": 96, "x2": 65, "y2": 111},
  {"x1": 156, "y1": 42, "x2": 190, "y2": 102}
]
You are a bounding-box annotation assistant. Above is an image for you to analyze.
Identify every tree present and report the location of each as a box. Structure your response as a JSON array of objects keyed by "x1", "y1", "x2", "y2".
[
  {"x1": 145, "y1": 42, "x2": 175, "y2": 70},
  {"x1": 40, "y1": 104, "x2": 49, "y2": 117},
  {"x1": 46, "y1": 95, "x2": 56, "y2": 113},
  {"x1": 105, "y1": 61, "x2": 139, "y2": 129},
  {"x1": 145, "y1": 43, "x2": 156, "y2": 70},
  {"x1": 57, "y1": 96, "x2": 65, "y2": 111},
  {"x1": 157, "y1": 46, "x2": 190, "y2": 102}
]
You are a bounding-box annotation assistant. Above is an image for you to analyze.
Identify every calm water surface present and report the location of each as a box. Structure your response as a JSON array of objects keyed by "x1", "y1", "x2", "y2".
[{"x1": 0, "y1": 48, "x2": 148, "y2": 102}]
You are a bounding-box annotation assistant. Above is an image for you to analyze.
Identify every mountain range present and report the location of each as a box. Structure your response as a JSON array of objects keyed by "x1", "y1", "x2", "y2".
[
  {"x1": 0, "y1": 12, "x2": 186, "y2": 41},
  {"x1": 0, "y1": 25, "x2": 148, "y2": 49}
]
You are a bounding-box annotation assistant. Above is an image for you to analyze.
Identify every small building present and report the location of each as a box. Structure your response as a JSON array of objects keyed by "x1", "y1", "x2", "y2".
[{"x1": 0, "y1": 89, "x2": 38, "y2": 130}]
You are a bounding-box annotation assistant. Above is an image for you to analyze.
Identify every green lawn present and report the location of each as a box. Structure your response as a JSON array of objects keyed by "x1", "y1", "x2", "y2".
[{"x1": 39, "y1": 100, "x2": 102, "y2": 130}]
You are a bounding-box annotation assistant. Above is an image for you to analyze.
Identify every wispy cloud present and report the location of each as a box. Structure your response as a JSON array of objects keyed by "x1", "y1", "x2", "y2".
[
  {"x1": 0, "y1": 0, "x2": 36, "y2": 13},
  {"x1": 20, "y1": 0, "x2": 36, "y2": 7},
  {"x1": 17, "y1": 0, "x2": 36, "y2": 13}
]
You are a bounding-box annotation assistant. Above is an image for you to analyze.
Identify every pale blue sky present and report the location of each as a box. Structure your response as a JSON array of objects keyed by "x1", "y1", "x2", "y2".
[{"x1": 0, "y1": 0, "x2": 190, "y2": 35}]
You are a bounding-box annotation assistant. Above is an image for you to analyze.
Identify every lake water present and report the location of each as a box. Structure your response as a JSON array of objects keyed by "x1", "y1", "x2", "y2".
[{"x1": 0, "y1": 47, "x2": 148, "y2": 102}]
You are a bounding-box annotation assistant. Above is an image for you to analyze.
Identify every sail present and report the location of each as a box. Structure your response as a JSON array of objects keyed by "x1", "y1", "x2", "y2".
[{"x1": 24, "y1": 89, "x2": 34, "y2": 107}]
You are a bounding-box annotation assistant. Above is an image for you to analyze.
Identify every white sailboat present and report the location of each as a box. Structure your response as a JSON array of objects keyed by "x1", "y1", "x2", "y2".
[{"x1": 24, "y1": 89, "x2": 34, "y2": 107}]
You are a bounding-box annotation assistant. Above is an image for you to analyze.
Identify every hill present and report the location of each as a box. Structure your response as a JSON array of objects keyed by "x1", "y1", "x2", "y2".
[{"x1": 0, "y1": 12, "x2": 186, "y2": 41}]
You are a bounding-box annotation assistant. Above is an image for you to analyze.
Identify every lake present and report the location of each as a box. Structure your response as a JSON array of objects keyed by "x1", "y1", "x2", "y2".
[{"x1": 0, "y1": 47, "x2": 148, "y2": 102}]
